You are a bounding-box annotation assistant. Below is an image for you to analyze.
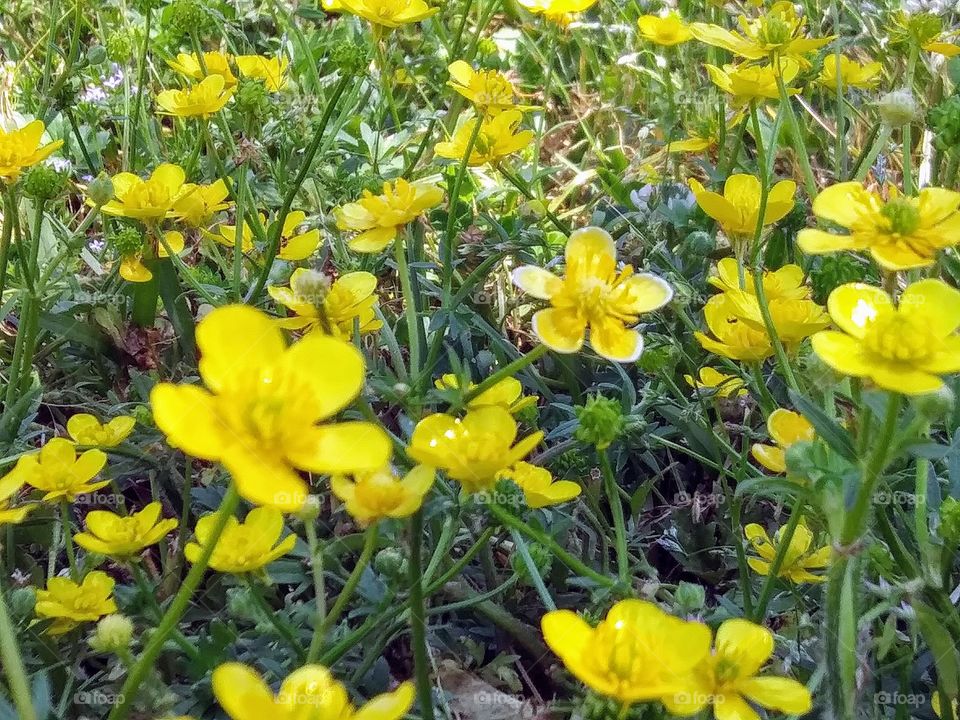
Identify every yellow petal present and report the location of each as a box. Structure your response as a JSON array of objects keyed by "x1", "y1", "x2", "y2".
[
  {"x1": 826, "y1": 283, "x2": 893, "y2": 339},
  {"x1": 899, "y1": 279, "x2": 960, "y2": 338},
  {"x1": 737, "y1": 676, "x2": 812, "y2": 715},
  {"x1": 532, "y1": 308, "x2": 585, "y2": 353},
  {"x1": 715, "y1": 618, "x2": 774, "y2": 676},
  {"x1": 211, "y1": 664, "x2": 277, "y2": 720},
  {"x1": 565, "y1": 226, "x2": 616, "y2": 282},
  {"x1": 511, "y1": 266, "x2": 563, "y2": 300},
  {"x1": 197, "y1": 305, "x2": 286, "y2": 394},
  {"x1": 589, "y1": 317, "x2": 644, "y2": 363}
]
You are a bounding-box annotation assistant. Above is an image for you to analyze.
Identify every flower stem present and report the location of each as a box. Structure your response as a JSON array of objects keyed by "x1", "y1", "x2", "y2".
[
  {"x1": 0, "y1": 582, "x2": 36, "y2": 720},
  {"x1": 408, "y1": 509, "x2": 435, "y2": 720},
  {"x1": 304, "y1": 520, "x2": 327, "y2": 664},
  {"x1": 442, "y1": 116, "x2": 483, "y2": 301},
  {"x1": 317, "y1": 524, "x2": 378, "y2": 642},
  {"x1": 775, "y1": 62, "x2": 817, "y2": 200},
  {"x1": 107, "y1": 483, "x2": 240, "y2": 720},
  {"x1": 751, "y1": 501, "x2": 805, "y2": 621},
  {"x1": 60, "y1": 501, "x2": 78, "y2": 580},
  {"x1": 599, "y1": 451, "x2": 629, "y2": 583},
  {"x1": 394, "y1": 235, "x2": 422, "y2": 379}
]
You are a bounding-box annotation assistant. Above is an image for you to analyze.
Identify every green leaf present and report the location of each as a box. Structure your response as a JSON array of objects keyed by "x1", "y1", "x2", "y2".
[
  {"x1": 788, "y1": 389, "x2": 857, "y2": 462},
  {"x1": 915, "y1": 600, "x2": 960, "y2": 697}
]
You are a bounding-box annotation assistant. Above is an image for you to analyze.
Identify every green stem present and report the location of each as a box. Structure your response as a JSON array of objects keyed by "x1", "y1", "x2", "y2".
[
  {"x1": 458, "y1": 345, "x2": 548, "y2": 409},
  {"x1": 751, "y1": 500, "x2": 805, "y2": 621},
  {"x1": 318, "y1": 524, "x2": 378, "y2": 639},
  {"x1": 247, "y1": 578, "x2": 307, "y2": 663},
  {"x1": 442, "y1": 116, "x2": 483, "y2": 301},
  {"x1": 304, "y1": 520, "x2": 328, "y2": 664},
  {"x1": 60, "y1": 501, "x2": 78, "y2": 580},
  {"x1": 775, "y1": 61, "x2": 817, "y2": 200},
  {"x1": 0, "y1": 583, "x2": 36, "y2": 720},
  {"x1": 107, "y1": 484, "x2": 240, "y2": 720},
  {"x1": 408, "y1": 510, "x2": 435, "y2": 720},
  {"x1": 394, "y1": 235, "x2": 422, "y2": 379},
  {"x1": 599, "y1": 451, "x2": 629, "y2": 583},
  {"x1": 0, "y1": 188, "x2": 16, "y2": 305},
  {"x1": 128, "y1": 5, "x2": 152, "y2": 172}
]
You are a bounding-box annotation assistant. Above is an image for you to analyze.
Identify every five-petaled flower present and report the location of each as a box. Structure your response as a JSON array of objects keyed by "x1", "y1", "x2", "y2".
[
  {"x1": 5, "y1": 438, "x2": 108, "y2": 502},
  {"x1": 332, "y1": 464, "x2": 435, "y2": 526},
  {"x1": 185, "y1": 506, "x2": 296, "y2": 573},
  {"x1": 35, "y1": 571, "x2": 118, "y2": 635},
  {"x1": 638, "y1": 12, "x2": 693, "y2": 46},
  {"x1": 334, "y1": 179, "x2": 444, "y2": 253},
  {"x1": 269, "y1": 269, "x2": 382, "y2": 338},
  {"x1": 338, "y1": 0, "x2": 438, "y2": 29},
  {"x1": 0, "y1": 120, "x2": 63, "y2": 182},
  {"x1": 751, "y1": 408, "x2": 815, "y2": 473},
  {"x1": 745, "y1": 518, "x2": 831, "y2": 582},
  {"x1": 67, "y1": 413, "x2": 136, "y2": 447},
  {"x1": 512, "y1": 227, "x2": 673, "y2": 363},
  {"x1": 435, "y1": 111, "x2": 535, "y2": 166},
  {"x1": 236, "y1": 55, "x2": 288, "y2": 91},
  {"x1": 156, "y1": 75, "x2": 234, "y2": 118},
  {"x1": 74, "y1": 502, "x2": 178, "y2": 558},
  {"x1": 96, "y1": 163, "x2": 190, "y2": 222}
]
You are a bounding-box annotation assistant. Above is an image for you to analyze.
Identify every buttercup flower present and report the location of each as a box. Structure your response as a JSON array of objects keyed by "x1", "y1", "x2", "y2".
[
  {"x1": 541, "y1": 600, "x2": 712, "y2": 705},
  {"x1": 0, "y1": 120, "x2": 63, "y2": 182},
  {"x1": 818, "y1": 55, "x2": 882, "y2": 90},
  {"x1": 512, "y1": 227, "x2": 673, "y2": 362},
  {"x1": 666, "y1": 135, "x2": 712, "y2": 154},
  {"x1": 690, "y1": 175, "x2": 796, "y2": 241},
  {"x1": 171, "y1": 179, "x2": 231, "y2": 227},
  {"x1": 516, "y1": 0, "x2": 598, "y2": 25},
  {"x1": 0, "y1": 472, "x2": 35, "y2": 527},
  {"x1": 331, "y1": 464, "x2": 435, "y2": 525},
  {"x1": 185, "y1": 506, "x2": 296, "y2": 573},
  {"x1": 708, "y1": 258, "x2": 809, "y2": 301},
  {"x1": 167, "y1": 51, "x2": 237, "y2": 87},
  {"x1": 684, "y1": 367, "x2": 747, "y2": 398},
  {"x1": 695, "y1": 294, "x2": 773, "y2": 361},
  {"x1": 74, "y1": 502, "x2": 178, "y2": 558},
  {"x1": 435, "y1": 111, "x2": 534, "y2": 166},
  {"x1": 447, "y1": 61, "x2": 531, "y2": 114},
  {"x1": 338, "y1": 0, "x2": 438, "y2": 29},
  {"x1": 334, "y1": 179, "x2": 444, "y2": 253},
  {"x1": 97, "y1": 164, "x2": 189, "y2": 222},
  {"x1": 151, "y1": 305, "x2": 392, "y2": 512},
  {"x1": 722, "y1": 287, "x2": 829, "y2": 346},
  {"x1": 498, "y1": 461, "x2": 581, "y2": 508},
  {"x1": 236, "y1": 55, "x2": 289, "y2": 91},
  {"x1": 211, "y1": 663, "x2": 415, "y2": 720},
  {"x1": 638, "y1": 12, "x2": 693, "y2": 46},
  {"x1": 435, "y1": 374, "x2": 538, "y2": 414},
  {"x1": 797, "y1": 183, "x2": 960, "y2": 271},
  {"x1": 691, "y1": 2, "x2": 832, "y2": 65},
  {"x1": 156, "y1": 75, "x2": 234, "y2": 118},
  {"x1": 35, "y1": 571, "x2": 118, "y2": 635},
  {"x1": 751, "y1": 409, "x2": 815, "y2": 473},
  {"x1": 204, "y1": 215, "x2": 257, "y2": 253},
  {"x1": 269, "y1": 269, "x2": 382, "y2": 338},
  {"x1": 745, "y1": 518, "x2": 831, "y2": 582},
  {"x1": 67, "y1": 413, "x2": 136, "y2": 447},
  {"x1": 119, "y1": 230, "x2": 185, "y2": 283},
  {"x1": 705, "y1": 60, "x2": 800, "y2": 108},
  {"x1": 409, "y1": 407, "x2": 543, "y2": 493},
  {"x1": 663, "y1": 618, "x2": 813, "y2": 720},
  {"x1": 273, "y1": 211, "x2": 320, "y2": 261},
  {"x1": 5, "y1": 438, "x2": 108, "y2": 502},
  {"x1": 812, "y1": 280, "x2": 960, "y2": 395}
]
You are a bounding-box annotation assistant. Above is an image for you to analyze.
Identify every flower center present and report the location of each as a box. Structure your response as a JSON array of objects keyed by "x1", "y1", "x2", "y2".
[
  {"x1": 881, "y1": 198, "x2": 921, "y2": 236},
  {"x1": 596, "y1": 622, "x2": 644, "y2": 681},
  {"x1": 863, "y1": 314, "x2": 934, "y2": 362},
  {"x1": 356, "y1": 471, "x2": 405, "y2": 512}
]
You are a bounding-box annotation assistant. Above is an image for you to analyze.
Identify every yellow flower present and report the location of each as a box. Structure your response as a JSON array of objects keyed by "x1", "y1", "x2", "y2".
[
  {"x1": 707, "y1": 257, "x2": 810, "y2": 301},
  {"x1": 638, "y1": 12, "x2": 693, "y2": 46},
  {"x1": 684, "y1": 367, "x2": 747, "y2": 398},
  {"x1": 435, "y1": 111, "x2": 534, "y2": 166},
  {"x1": 498, "y1": 461, "x2": 581, "y2": 508},
  {"x1": 691, "y1": 2, "x2": 833, "y2": 66},
  {"x1": 235, "y1": 55, "x2": 289, "y2": 92},
  {"x1": 156, "y1": 75, "x2": 234, "y2": 118},
  {"x1": 211, "y1": 662, "x2": 415, "y2": 720},
  {"x1": 924, "y1": 34, "x2": 960, "y2": 57},
  {"x1": 167, "y1": 51, "x2": 237, "y2": 88},
  {"x1": 811, "y1": 280, "x2": 960, "y2": 395},
  {"x1": 67, "y1": 414, "x2": 136, "y2": 447},
  {"x1": 512, "y1": 227, "x2": 673, "y2": 363},
  {"x1": 408, "y1": 407, "x2": 543, "y2": 494},
  {"x1": 338, "y1": 0, "x2": 438, "y2": 29},
  {"x1": 119, "y1": 230, "x2": 186, "y2": 283},
  {"x1": 171, "y1": 179, "x2": 232, "y2": 227},
  {"x1": 35, "y1": 571, "x2": 118, "y2": 635},
  {"x1": 334, "y1": 179, "x2": 444, "y2": 253},
  {"x1": 705, "y1": 60, "x2": 800, "y2": 108},
  {"x1": 446, "y1": 61, "x2": 531, "y2": 114},
  {"x1": 275, "y1": 210, "x2": 321, "y2": 261},
  {"x1": 722, "y1": 287, "x2": 829, "y2": 346},
  {"x1": 694, "y1": 294, "x2": 772, "y2": 361},
  {"x1": 5, "y1": 438, "x2": 108, "y2": 502},
  {"x1": 269, "y1": 269, "x2": 382, "y2": 338},
  {"x1": 0, "y1": 473, "x2": 35, "y2": 527},
  {"x1": 0, "y1": 120, "x2": 63, "y2": 182},
  {"x1": 435, "y1": 374, "x2": 538, "y2": 414},
  {"x1": 98, "y1": 164, "x2": 189, "y2": 222},
  {"x1": 663, "y1": 618, "x2": 813, "y2": 720},
  {"x1": 74, "y1": 502, "x2": 178, "y2": 558},
  {"x1": 690, "y1": 175, "x2": 796, "y2": 240},
  {"x1": 751, "y1": 409, "x2": 814, "y2": 473},
  {"x1": 665, "y1": 135, "x2": 713, "y2": 154},
  {"x1": 331, "y1": 464, "x2": 434, "y2": 525},
  {"x1": 185, "y1": 506, "x2": 295, "y2": 573},
  {"x1": 541, "y1": 600, "x2": 712, "y2": 705},
  {"x1": 797, "y1": 183, "x2": 960, "y2": 271},
  {"x1": 516, "y1": 0, "x2": 598, "y2": 25},
  {"x1": 150, "y1": 305, "x2": 391, "y2": 512},
  {"x1": 745, "y1": 518, "x2": 830, "y2": 582},
  {"x1": 818, "y1": 55, "x2": 882, "y2": 90},
  {"x1": 203, "y1": 215, "x2": 257, "y2": 253}
]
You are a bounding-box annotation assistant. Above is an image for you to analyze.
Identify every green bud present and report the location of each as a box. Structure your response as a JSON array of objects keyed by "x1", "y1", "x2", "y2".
[
  {"x1": 8, "y1": 587, "x2": 36, "y2": 618},
  {"x1": 510, "y1": 541, "x2": 552, "y2": 585},
  {"x1": 928, "y1": 95, "x2": 960, "y2": 152},
  {"x1": 109, "y1": 226, "x2": 144, "y2": 256},
  {"x1": 637, "y1": 341, "x2": 678, "y2": 374},
  {"x1": 86, "y1": 173, "x2": 115, "y2": 206},
  {"x1": 22, "y1": 164, "x2": 68, "y2": 201},
  {"x1": 373, "y1": 547, "x2": 408, "y2": 578},
  {"x1": 329, "y1": 40, "x2": 370, "y2": 76},
  {"x1": 681, "y1": 230, "x2": 716, "y2": 258},
  {"x1": 940, "y1": 498, "x2": 960, "y2": 545},
  {"x1": 877, "y1": 89, "x2": 919, "y2": 128},
  {"x1": 865, "y1": 541, "x2": 894, "y2": 576},
  {"x1": 131, "y1": 404, "x2": 153, "y2": 428},
  {"x1": 86, "y1": 45, "x2": 108, "y2": 66},
  {"x1": 226, "y1": 586, "x2": 259, "y2": 620},
  {"x1": 89, "y1": 614, "x2": 134, "y2": 653},
  {"x1": 295, "y1": 495, "x2": 321, "y2": 523},
  {"x1": 574, "y1": 395, "x2": 625, "y2": 450},
  {"x1": 163, "y1": 0, "x2": 214, "y2": 39},
  {"x1": 234, "y1": 78, "x2": 270, "y2": 118},
  {"x1": 105, "y1": 31, "x2": 135, "y2": 63},
  {"x1": 912, "y1": 386, "x2": 955, "y2": 423},
  {"x1": 809, "y1": 253, "x2": 870, "y2": 305},
  {"x1": 674, "y1": 581, "x2": 706, "y2": 613}
]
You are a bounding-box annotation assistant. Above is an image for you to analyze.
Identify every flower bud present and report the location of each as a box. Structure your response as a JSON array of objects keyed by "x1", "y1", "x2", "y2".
[
  {"x1": 86, "y1": 45, "x2": 108, "y2": 66},
  {"x1": 674, "y1": 581, "x2": 706, "y2": 613},
  {"x1": 234, "y1": 78, "x2": 270, "y2": 119},
  {"x1": 86, "y1": 173, "x2": 115, "y2": 206},
  {"x1": 295, "y1": 495, "x2": 321, "y2": 523},
  {"x1": 940, "y1": 498, "x2": 960, "y2": 545},
  {"x1": 89, "y1": 614, "x2": 134, "y2": 653},
  {"x1": 877, "y1": 89, "x2": 920, "y2": 127},
  {"x1": 510, "y1": 541, "x2": 552, "y2": 585},
  {"x1": 8, "y1": 586, "x2": 35, "y2": 618},
  {"x1": 574, "y1": 395, "x2": 625, "y2": 450},
  {"x1": 109, "y1": 226, "x2": 144, "y2": 256},
  {"x1": 912, "y1": 385, "x2": 955, "y2": 423},
  {"x1": 373, "y1": 547, "x2": 408, "y2": 578},
  {"x1": 22, "y1": 164, "x2": 68, "y2": 201},
  {"x1": 105, "y1": 31, "x2": 135, "y2": 63}
]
